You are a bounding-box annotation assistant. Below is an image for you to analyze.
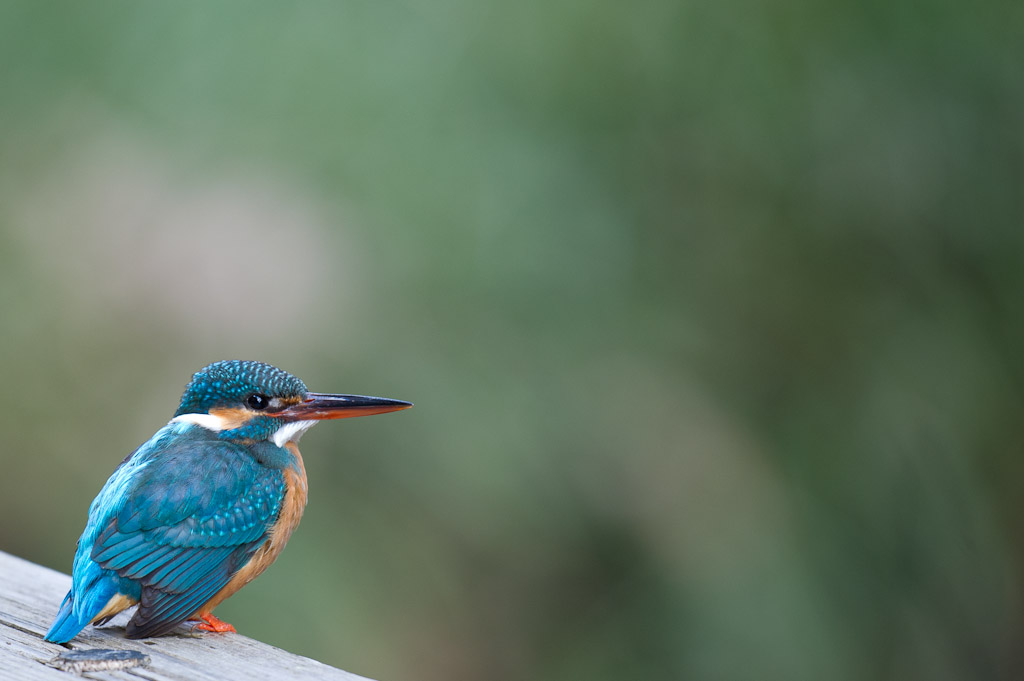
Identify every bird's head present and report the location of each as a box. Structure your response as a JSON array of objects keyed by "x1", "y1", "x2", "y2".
[{"x1": 172, "y1": 360, "x2": 411, "y2": 446}]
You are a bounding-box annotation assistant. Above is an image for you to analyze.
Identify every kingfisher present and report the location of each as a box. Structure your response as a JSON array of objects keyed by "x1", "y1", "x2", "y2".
[{"x1": 45, "y1": 360, "x2": 411, "y2": 644}]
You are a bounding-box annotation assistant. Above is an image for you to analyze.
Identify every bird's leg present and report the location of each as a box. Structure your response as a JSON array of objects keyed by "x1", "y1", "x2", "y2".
[{"x1": 191, "y1": 613, "x2": 237, "y2": 634}]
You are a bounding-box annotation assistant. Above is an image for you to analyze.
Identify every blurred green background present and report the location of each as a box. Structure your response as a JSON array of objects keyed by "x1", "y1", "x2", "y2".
[{"x1": 0, "y1": 2, "x2": 1020, "y2": 680}]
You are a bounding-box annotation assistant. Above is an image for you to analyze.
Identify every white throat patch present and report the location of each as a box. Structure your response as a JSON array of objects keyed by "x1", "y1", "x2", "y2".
[{"x1": 271, "y1": 420, "x2": 318, "y2": 448}]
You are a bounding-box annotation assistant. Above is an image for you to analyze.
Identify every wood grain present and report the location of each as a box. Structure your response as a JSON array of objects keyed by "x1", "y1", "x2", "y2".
[{"x1": 0, "y1": 550, "x2": 372, "y2": 681}]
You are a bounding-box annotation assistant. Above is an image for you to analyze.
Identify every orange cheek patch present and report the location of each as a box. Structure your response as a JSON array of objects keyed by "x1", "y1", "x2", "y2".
[{"x1": 207, "y1": 407, "x2": 258, "y2": 431}]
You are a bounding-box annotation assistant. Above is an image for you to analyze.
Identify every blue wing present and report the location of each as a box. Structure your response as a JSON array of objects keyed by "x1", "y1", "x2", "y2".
[{"x1": 88, "y1": 428, "x2": 286, "y2": 638}]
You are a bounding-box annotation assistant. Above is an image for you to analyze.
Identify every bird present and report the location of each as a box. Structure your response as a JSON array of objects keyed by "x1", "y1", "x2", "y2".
[{"x1": 45, "y1": 360, "x2": 411, "y2": 644}]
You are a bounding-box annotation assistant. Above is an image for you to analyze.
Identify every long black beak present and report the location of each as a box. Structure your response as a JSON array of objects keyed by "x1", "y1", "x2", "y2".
[{"x1": 277, "y1": 393, "x2": 412, "y2": 421}]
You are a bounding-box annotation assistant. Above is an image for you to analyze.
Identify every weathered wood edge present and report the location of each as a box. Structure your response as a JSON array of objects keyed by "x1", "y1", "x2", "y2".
[{"x1": 0, "y1": 550, "x2": 374, "y2": 681}]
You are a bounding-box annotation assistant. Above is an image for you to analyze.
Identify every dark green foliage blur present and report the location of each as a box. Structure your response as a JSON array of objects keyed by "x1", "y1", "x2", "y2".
[{"x1": 0, "y1": 2, "x2": 1020, "y2": 680}]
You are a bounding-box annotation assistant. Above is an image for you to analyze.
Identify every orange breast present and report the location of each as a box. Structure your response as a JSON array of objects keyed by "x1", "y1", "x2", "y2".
[{"x1": 197, "y1": 442, "x2": 308, "y2": 615}]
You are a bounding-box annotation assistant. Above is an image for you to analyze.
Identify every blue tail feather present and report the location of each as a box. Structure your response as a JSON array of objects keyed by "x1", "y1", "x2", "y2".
[
  {"x1": 44, "y1": 577, "x2": 119, "y2": 644},
  {"x1": 45, "y1": 590, "x2": 87, "y2": 644}
]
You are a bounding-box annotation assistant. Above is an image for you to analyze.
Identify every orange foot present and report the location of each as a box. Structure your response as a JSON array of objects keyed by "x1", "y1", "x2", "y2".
[{"x1": 194, "y1": 613, "x2": 237, "y2": 634}]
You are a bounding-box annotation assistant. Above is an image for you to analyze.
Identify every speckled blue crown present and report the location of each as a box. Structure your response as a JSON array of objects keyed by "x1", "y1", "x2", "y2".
[{"x1": 174, "y1": 360, "x2": 309, "y2": 416}]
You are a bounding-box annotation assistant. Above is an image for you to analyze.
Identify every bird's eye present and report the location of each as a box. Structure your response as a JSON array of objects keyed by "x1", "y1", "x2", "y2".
[{"x1": 247, "y1": 394, "x2": 269, "y2": 410}]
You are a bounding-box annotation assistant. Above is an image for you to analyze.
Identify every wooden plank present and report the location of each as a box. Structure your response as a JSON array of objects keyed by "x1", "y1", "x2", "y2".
[{"x1": 0, "y1": 551, "x2": 373, "y2": 681}]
